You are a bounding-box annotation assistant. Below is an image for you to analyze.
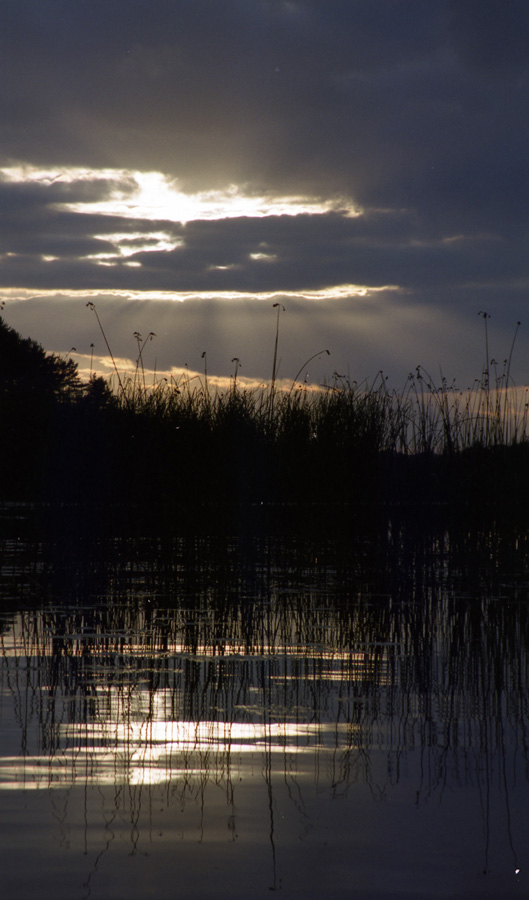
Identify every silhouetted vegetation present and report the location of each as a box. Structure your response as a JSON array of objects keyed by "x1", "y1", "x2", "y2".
[{"x1": 2, "y1": 313, "x2": 529, "y2": 523}]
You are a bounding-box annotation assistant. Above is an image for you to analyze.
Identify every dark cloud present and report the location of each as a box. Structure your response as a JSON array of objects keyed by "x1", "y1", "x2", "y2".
[
  {"x1": 0, "y1": 3, "x2": 465, "y2": 190},
  {"x1": 448, "y1": 0, "x2": 529, "y2": 75},
  {"x1": 0, "y1": 0, "x2": 524, "y2": 236}
]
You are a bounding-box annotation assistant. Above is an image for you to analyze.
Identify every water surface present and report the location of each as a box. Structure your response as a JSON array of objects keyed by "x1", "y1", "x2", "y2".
[{"x1": 1, "y1": 522, "x2": 528, "y2": 898}]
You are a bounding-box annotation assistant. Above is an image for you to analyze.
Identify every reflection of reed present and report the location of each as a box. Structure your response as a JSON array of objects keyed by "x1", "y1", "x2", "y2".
[{"x1": 1, "y1": 525, "x2": 529, "y2": 875}]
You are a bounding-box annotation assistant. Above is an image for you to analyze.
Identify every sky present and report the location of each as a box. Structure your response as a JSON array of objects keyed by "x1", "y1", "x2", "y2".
[{"x1": 1, "y1": 0, "x2": 529, "y2": 391}]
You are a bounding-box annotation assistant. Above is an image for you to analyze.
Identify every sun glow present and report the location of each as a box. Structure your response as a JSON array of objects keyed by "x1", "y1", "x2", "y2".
[
  {"x1": 0, "y1": 165, "x2": 360, "y2": 224},
  {"x1": 67, "y1": 172, "x2": 359, "y2": 223}
]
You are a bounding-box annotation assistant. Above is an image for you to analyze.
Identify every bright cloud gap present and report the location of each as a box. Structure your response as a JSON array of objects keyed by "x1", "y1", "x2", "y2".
[
  {"x1": 0, "y1": 165, "x2": 360, "y2": 224},
  {"x1": 1, "y1": 285, "x2": 397, "y2": 304}
]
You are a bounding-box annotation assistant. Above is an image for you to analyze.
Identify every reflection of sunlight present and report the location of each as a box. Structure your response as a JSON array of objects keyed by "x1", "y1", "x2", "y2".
[
  {"x1": 0, "y1": 624, "x2": 384, "y2": 665},
  {"x1": 0, "y1": 603, "x2": 389, "y2": 796},
  {"x1": 0, "y1": 720, "x2": 339, "y2": 791},
  {"x1": 66, "y1": 719, "x2": 323, "y2": 744},
  {"x1": 0, "y1": 610, "x2": 383, "y2": 792}
]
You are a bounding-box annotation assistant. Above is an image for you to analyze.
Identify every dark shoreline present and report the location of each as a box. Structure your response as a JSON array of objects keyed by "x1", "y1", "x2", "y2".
[{"x1": 2, "y1": 486, "x2": 529, "y2": 541}]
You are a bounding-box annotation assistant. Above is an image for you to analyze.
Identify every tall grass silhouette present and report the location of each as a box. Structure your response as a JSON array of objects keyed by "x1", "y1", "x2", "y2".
[{"x1": 1, "y1": 306, "x2": 528, "y2": 515}]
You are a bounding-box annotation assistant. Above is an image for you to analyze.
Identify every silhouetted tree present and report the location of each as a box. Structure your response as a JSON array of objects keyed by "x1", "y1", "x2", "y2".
[
  {"x1": 81, "y1": 374, "x2": 117, "y2": 409},
  {"x1": 0, "y1": 316, "x2": 84, "y2": 499},
  {"x1": 0, "y1": 316, "x2": 81, "y2": 399}
]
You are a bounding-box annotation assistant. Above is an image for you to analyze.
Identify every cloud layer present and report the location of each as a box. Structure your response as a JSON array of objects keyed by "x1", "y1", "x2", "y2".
[{"x1": 1, "y1": 1, "x2": 529, "y2": 386}]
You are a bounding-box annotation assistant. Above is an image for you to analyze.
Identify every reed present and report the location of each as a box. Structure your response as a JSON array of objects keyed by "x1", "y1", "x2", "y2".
[
  {"x1": 86, "y1": 301, "x2": 126, "y2": 398},
  {"x1": 2, "y1": 306, "x2": 529, "y2": 512}
]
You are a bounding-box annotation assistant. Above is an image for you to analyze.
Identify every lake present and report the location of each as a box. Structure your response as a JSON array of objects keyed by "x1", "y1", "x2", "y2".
[{"x1": 1, "y1": 510, "x2": 528, "y2": 898}]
